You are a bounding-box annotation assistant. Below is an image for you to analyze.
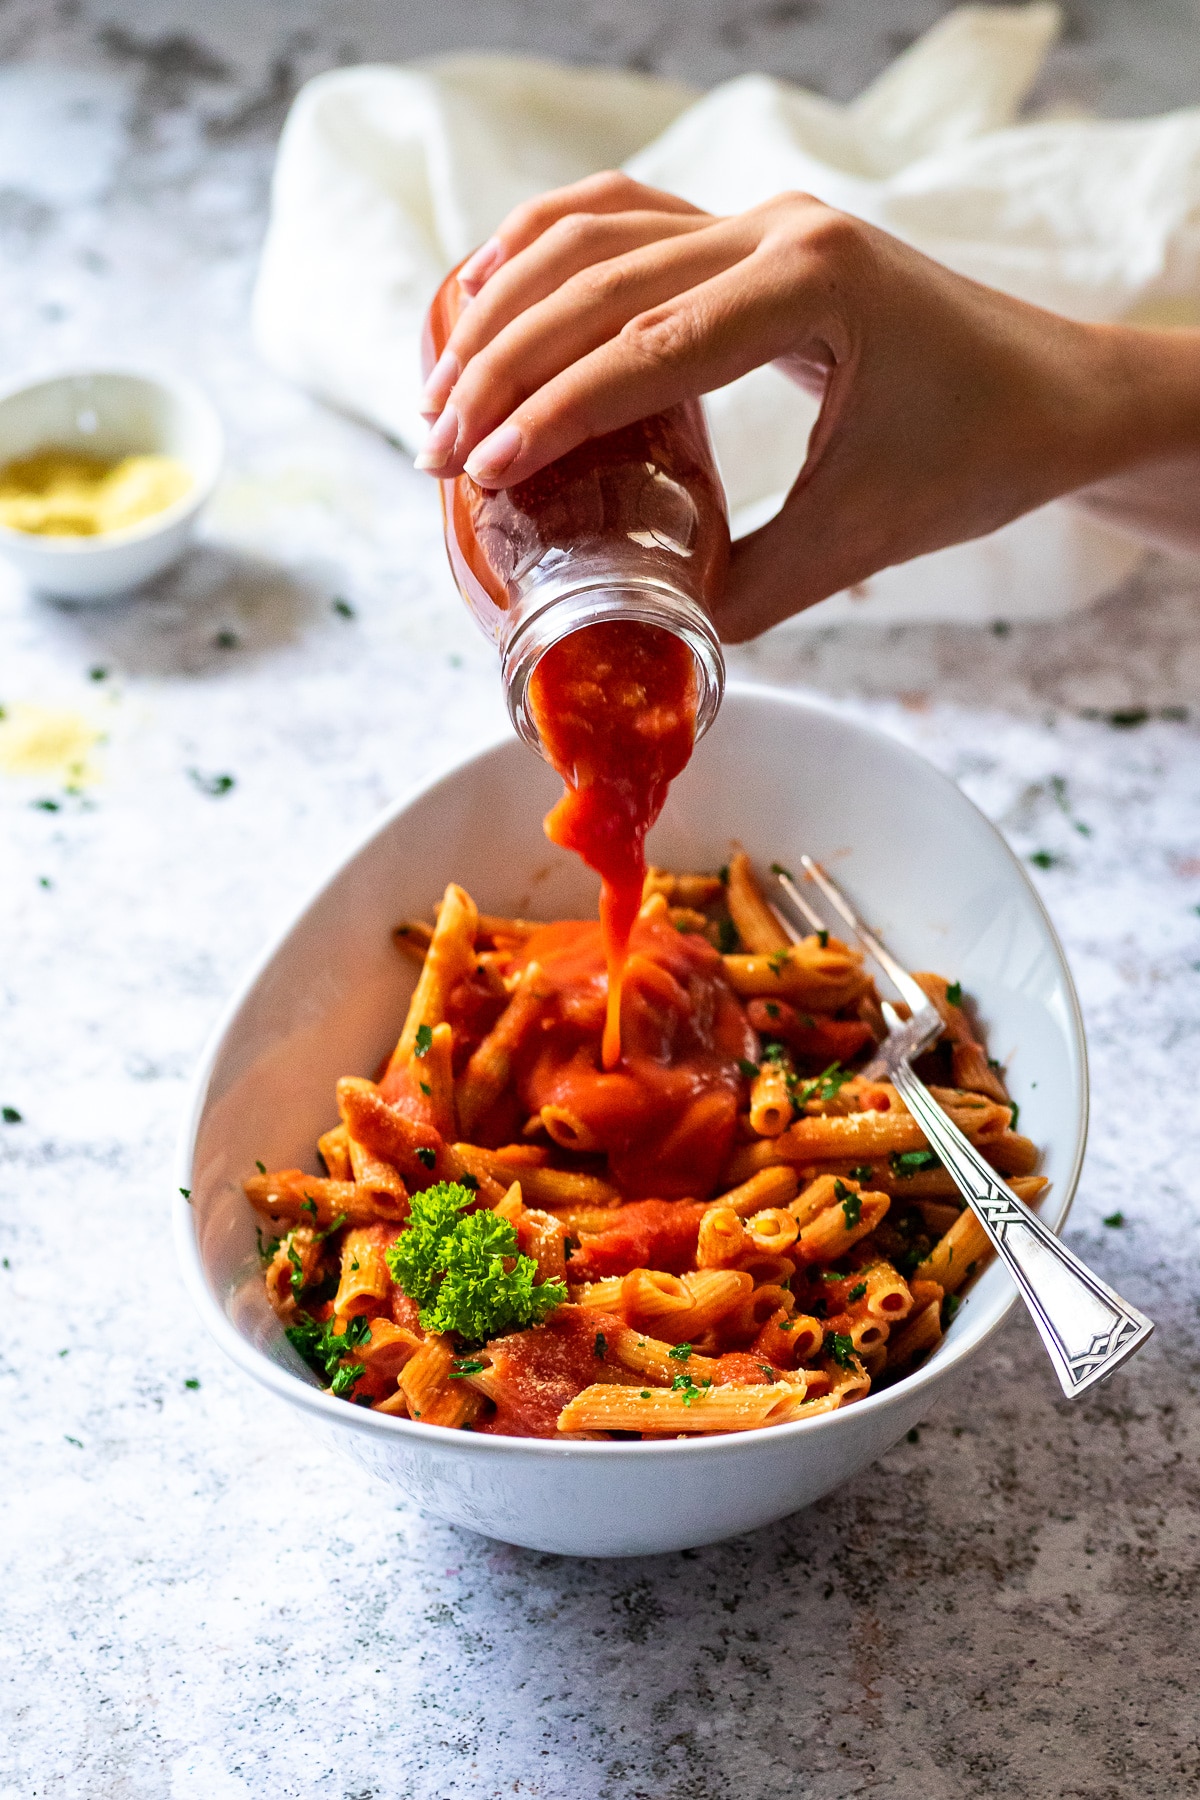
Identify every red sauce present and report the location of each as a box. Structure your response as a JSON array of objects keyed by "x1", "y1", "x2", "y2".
[
  {"x1": 508, "y1": 912, "x2": 756, "y2": 1199},
  {"x1": 528, "y1": 622, "x2": 697, "y2": 1069},
  {"x1": 473, "y1": 1306, "x2": 627, "y2": 1437},
  {"x1": 424, "y1": 267, "x2": 728, "y2": 1072}
]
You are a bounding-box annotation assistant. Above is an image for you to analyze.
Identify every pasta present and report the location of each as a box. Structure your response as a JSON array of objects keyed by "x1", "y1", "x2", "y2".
[{"x1": 246, "y1": 858, "x2": 1047, "y2": 1439}]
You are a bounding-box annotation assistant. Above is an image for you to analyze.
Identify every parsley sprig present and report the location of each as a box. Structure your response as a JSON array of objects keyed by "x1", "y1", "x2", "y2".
[{"x1": 385, "y1": 1181, "x2": 566, "y2": 1344}]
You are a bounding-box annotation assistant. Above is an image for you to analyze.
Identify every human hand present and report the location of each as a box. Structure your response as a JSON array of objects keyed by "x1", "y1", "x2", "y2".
[{"x1": 415, "y1": 172, "x2": 1177, "y2": 640}]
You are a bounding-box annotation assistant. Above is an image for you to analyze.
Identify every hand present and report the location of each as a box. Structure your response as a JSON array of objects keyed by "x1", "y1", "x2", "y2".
[{"x1": 416, "y1": 172, "x2": 1199, "y2": 640}]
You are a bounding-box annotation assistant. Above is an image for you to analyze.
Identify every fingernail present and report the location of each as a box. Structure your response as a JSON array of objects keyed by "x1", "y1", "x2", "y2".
[
  {"x1": 464, "y1": 423, "x2": 522, "y2": 486},
  {"x1": 413, "y1": 403, "x2": 460, "y2": 472},
  {"x1": 419, "y1": 349, "x2": 459, "y2": 417},
  {"x1": 458, "y1": 237, "x2": 504, "y2": 294}
]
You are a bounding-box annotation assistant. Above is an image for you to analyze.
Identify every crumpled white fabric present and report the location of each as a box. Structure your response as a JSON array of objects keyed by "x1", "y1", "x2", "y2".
[{"x1": 253, "y1": 4, "x2": 1200, "y2": 625}]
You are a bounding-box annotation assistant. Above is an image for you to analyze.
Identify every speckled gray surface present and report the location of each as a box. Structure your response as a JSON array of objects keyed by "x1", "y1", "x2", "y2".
[{"x1": 2, "y1": 5, "x2": 1200, "y2": 1797}]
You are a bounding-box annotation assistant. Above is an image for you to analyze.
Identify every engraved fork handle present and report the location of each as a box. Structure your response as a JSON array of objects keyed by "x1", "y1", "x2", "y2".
[{"x1": 888, "y1": 1057, "x2": 1154, "y2": 1398}]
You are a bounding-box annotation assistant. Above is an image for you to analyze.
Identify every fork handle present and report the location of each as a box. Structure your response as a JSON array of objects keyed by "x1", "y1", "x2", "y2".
[{"x1": 889, "y1": 1061, "x2": 1154, "y2": 1398}]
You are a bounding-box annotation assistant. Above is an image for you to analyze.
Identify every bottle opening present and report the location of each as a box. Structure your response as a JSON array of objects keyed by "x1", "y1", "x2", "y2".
[{"x1": 501, "y1": 577, "x2": 725, "y2": 755}]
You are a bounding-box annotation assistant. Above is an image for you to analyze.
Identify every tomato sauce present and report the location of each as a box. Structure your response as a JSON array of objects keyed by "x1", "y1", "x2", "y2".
[
  {"x1": 508, "y1": 912, "x2": 757, "y2": 1199},
  {"x1": 528, "y1": 622, "x2": 697, "y2": 1069},
  {"x1": 473, "y1": 1306, "x2": 628, "y2": 1437}
]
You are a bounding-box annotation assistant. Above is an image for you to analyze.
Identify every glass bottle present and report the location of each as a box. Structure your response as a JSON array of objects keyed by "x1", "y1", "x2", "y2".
[{"x1": 424, "y1": 267, "x2": 729, "y2": 751}]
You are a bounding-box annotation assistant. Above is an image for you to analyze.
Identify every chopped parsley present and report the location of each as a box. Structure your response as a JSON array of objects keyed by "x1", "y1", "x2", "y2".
[
  {"x1": 824, "y1": 1331, "x2": 855, "y2": 1369},
  {"x1": 848, "y1": 1281, "x2": 867, "y2": 1303},
  {"x1": 419, "y1": 1081, "x2": 432, "y2": 1096},
  {"x1": 816, "y1": 929, "x2": 829, "y2": 949},
  {"x1": 415, "y1": 1146, "x2": 436, "y2": 1170},
  {"x1": 286, "y1": 1312, "x2": 371, "y2": 1396},
  {"x1": 737, "y1": 1058, "x2": 759, "y2": 1079},
  {"x1": 414, "y1": 1023, "x2": 433, "y2": 1058},
  {"x1": 945, "y1": 980, "x2": 962, "y2": 1007},
  {"x1": 769, "y1": 862, "x2": 793, "y2": 879},
  {"x1": 1102, "y1": 1210, "x2": 1125, "y2": 1228},
  {"x1": 286, "y1": 1237, "x2": 305, "y2": 1299},
  {"x1": 889, "y1": 1149, "x2": 940, "y2": 1177},
  {"x1": 671, "y1": 1372, "x2": 710, "y2": 1406},
  {"x1": 764, "y1": 1001, "x2": 780, "y2": 1019},
  {"x1": 2, "y1": 1106, "x2": 22, "y2": 1124},
  {"x1": 767, "y1": 949, "x2": 790, "y2": 977},
  {"x1": 184, "y1": 1378, "x2": 200, "y2": 1390},
  {"x1": 593, "y1": 1332, "x2": 607, "y2": 1360},
  {"x1": 718, "y1": 864, "x2": 729, "y2": 885},
  {"x1": 848, "y1": 1165, "x2": 876, "y2": 1183},
  {"x1": 761, "y1": 1042, "x2": 787, "y2": 1065},
  {"x1": 668, "y1": 1342, "x2": 693, "y2": 1362},
  {"x1": 188, "y1": 769, "x2": 235, "y2": 798},
  {"x1": 640, "y1": 1390, "x2": 652, "y2": 1399},
  {"x1": 1029, "y1": 849, "x2": 1061, "y2": 871},
  {"x1": 385, "y1": 1181, "x2": 566, "y2": 1343},
  {"x1": 792, "y1": 1062, "x2": 849, "y2": 1108},
  {"x1": 717, "y1": 917, "x2": 739, "y2": 954},
  {"x1": 255, "y1": 1159, "x2": 266, "y2": 1174},
  {"x1": 450, "y1": 1359, "x2": 485, "y2": 1378},
  {"x1": 1009, "y1": 1101, "x2": 1020, "y2": 1131},
  {"x1": 459, "y1": 1173, "x2": 479, "y2": 1191},
  {"x1": 942, "y1": 1293, "x2": 961, "y2": 1328},
  {"x1": 301, "y1": 1195, "x2": 318, "y2": 1220},
  {"x1": 331, "y1": 596, "x2": 356, "y2": 618},
  {"x1": 256, "y1": 1227, "x2": 281, "y2": 1265},
  {"x1": 835, "y1": 1181, "x2": 862, "y2": 1228}
]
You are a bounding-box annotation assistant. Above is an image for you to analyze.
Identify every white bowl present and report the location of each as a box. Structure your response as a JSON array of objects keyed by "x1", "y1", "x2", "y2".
[
  {"x1": 0, "y1": 368, "x2": 223, "y2": 599},
  {"x1": 176, "y1": 686, "x2": 1087, "y2": 1557}
]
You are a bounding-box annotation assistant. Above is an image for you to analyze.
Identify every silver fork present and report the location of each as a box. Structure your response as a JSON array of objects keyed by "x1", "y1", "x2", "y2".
[{"x1": 773, "y1": 858, "x2": 1154, "y2": 1399}]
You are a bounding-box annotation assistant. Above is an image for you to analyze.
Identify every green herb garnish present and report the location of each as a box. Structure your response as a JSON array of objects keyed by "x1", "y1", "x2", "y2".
[
  {"x1": 816, "y1": 929, "x2": 829, "y2": 948},
  {"x1": 848, "y1": 1281, "x2": 867, "y2": 1303},
  {"x1": 945, "y1": 980, "x2": 962, "y2": 1006},
  {"x1": 889, "y1": 1149, "x2": 939, "y2": 1177},
  {"x1": 668, "y1": 1342, "x2": 692, "y2": 1362},
  {"x1": 824, "y1": 1331, "x2": 855, "y2": 1369},
  {"x1": 1102, "y1": 1210, "x2": 1125, "y2": 1228},
  {"x1": 414, "y1": 1146, "x2": 436, "y2": 1170},
  {"x1": 384, "y1": 1181, "x2": 566, "y2": 1343},
  {"x1": 767, "y1": 949, "x2": 790, "y2": 976},
  {"x1": 717, "y1": 917, "x2": 739, "y2": 954},
  {"x1": 835, "y1": 1181, "x2": 862, "y2": 1228},
  {"x1": 414, "y1": 1023, "x2": 433, "y2": 1058},
  {"x1": 255, "y1": 1158, "x2": 266, "y2": 1174},
  {"x1": 737, "y1": 1058, "x2": 759, "y2": 1079},
  {"x1": 848, "y1": 1165, "x2": 876, "y2": 1183},
  {"x1": 286, "y1": 1312, "x2": 371, "y2": 1396},
  {"x1": 792, "y1": 1062, "x2": 849, "y2": 1108},
  {"x1": 594, "y1": 1332, "x2": 607, "y2": 1360},
  {"x1": 450, "y1": 1359, "x2": 485, "y2": 1378}
]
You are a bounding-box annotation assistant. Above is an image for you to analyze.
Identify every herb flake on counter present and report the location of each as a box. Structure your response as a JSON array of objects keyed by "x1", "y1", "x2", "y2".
[
  {"x1": 2, "y1": 1106, "x2": 22, "y2": 1124},
  {"x1": 188, "y1": 769, "x2": 235, "y2": 798},
  {"x1": 1103, "y1": 1211, "x2": 1126, "y2": 1228}
]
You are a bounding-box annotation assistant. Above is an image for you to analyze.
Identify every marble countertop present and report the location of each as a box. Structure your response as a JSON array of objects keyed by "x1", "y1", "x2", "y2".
[{"x1": 2, "y1": 5, "x2": 1200, "y2": 1797}]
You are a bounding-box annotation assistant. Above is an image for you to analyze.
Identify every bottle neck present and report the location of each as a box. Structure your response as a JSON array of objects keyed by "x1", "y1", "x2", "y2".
[{"x1": 500, "y1": 575, "x2": 725, "y2": 755}]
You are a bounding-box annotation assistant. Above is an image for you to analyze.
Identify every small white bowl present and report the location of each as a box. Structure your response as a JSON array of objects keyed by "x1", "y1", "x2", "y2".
[
  {"x1": 176, "y1": 686, "x2": 1088, "y2": 1557},
  {"x1": 0, "y1": 368, "x2": 223, "y2": 599}
]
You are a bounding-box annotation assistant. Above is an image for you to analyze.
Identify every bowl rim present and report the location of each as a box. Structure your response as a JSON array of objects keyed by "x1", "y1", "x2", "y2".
[
  {"x1": 0, "y1": 363, "x2": 224, "y2": 553},
  {"x1": 175, "y1": 682, "x2": 1089, "y2": 1459}
]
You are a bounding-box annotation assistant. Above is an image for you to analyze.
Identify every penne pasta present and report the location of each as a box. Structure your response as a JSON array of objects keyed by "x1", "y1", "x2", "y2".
[
  {"x1": 456, "y1": 961, "x2": 548, "y2": 1135},
  {"x1": 726, "y1": 850, "x2": 791, "y2": 955},
  {"x1": 392, "y1": 882, "x2": 478, "y2": 1066},
  {"x1": 251, "y1": 865, "x2": 1045, "y2": 1438}
]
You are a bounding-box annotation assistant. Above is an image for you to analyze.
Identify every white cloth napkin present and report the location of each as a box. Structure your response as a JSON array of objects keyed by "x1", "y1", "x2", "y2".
[{"x1": 253, "y1": 4, "x2": 1200, "y2": 626}]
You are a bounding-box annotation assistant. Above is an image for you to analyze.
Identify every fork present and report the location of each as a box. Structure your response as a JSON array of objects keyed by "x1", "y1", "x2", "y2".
[{"x1": 772, "y1": 858, "x2": 1154, "y2": 1399}]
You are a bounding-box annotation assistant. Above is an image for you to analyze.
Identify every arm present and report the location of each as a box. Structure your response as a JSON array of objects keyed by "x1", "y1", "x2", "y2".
[{"x1": 416, "y1": 172, "x2": 1200, "y2": 640}]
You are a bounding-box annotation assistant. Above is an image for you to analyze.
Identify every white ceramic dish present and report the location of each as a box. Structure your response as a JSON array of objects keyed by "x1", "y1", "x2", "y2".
[
  {"x1": 0, "y1": 368, "x2": 223, "y2": 599},
  {"x1": 176, "y1": 685, "x2": 1087, "y2": 1557}
]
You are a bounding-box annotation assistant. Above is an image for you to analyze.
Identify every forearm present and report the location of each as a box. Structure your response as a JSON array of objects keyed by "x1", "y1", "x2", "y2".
[{"x1": 1072, "y1": 327, "x2": 1200, "y2": 554}]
